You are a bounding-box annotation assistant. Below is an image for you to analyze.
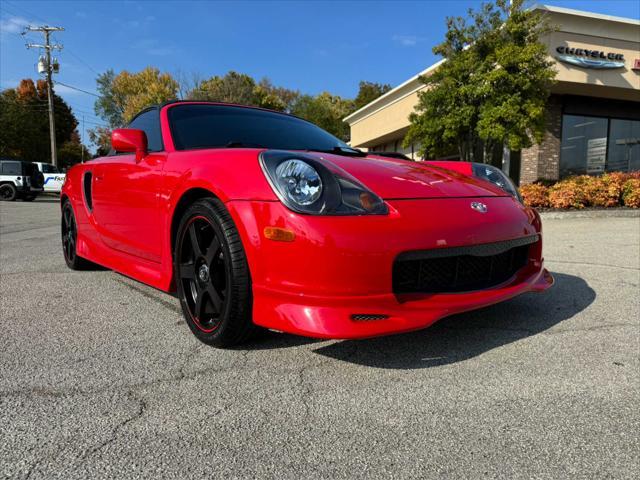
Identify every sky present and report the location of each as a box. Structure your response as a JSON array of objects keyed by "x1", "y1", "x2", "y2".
[{"x1": 1, "y1": 0, "x2": 639, "y2": 135}]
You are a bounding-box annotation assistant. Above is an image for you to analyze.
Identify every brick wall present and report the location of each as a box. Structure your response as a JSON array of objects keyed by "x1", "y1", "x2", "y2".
[{"x1": 520, "y1": 95, "x2": 563, "y2": 184}]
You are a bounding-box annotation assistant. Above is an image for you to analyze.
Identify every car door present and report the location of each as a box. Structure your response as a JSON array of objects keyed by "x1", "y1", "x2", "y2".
[{"x1": 91, "y1": 108, "x2": 166, "y2": 262}]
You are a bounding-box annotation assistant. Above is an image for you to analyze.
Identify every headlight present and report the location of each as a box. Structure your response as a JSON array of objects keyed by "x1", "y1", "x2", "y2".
[
  {"x1": 274, "y1": 159, "x2": 323, "y2": 206},
  {"x1": 260, "y1": 151, "x2": 388, "y2": 215},
  {"x1": 472, "y1": 163, "x2": 522, "y2": 202}
]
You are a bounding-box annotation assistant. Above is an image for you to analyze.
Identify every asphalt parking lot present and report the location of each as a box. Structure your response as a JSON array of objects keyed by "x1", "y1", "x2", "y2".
[{"x1": 1, "y1": 197, "x2": 638, "y2": 479}]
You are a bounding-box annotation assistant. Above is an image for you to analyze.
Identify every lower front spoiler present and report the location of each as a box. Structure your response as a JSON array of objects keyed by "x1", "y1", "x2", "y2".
[{"x1": 252, "y1": 267, "x2": 554, "y2": 340}]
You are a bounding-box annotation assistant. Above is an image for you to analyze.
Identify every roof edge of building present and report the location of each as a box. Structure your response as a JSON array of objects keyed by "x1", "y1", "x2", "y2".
[
  {"x1": 344, "y1": 4, "x2": 639, "y2": 125},
  {"x1": 535, "y1": 4, "x2": 640, "y2": 27},
  {"x1": 343, "y1": 59, "x2": 445, "y2": 124}
]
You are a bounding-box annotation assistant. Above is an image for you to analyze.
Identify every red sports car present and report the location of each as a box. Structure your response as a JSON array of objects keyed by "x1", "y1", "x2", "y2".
[{"x1": 61, "y1": 102, "x2": 553, "y2": 347}]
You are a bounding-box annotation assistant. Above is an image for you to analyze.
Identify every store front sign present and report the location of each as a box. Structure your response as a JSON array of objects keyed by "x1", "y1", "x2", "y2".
[{"x1": 555, "y1": 46, "x2": 625, "y2": 69}]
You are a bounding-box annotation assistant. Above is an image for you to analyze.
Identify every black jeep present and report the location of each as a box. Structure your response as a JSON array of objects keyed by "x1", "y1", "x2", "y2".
[{"x1": 0, "y1": 159, "x2": 45, "y2": 201}]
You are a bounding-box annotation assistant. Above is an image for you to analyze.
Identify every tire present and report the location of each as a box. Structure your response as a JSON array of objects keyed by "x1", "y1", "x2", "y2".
[
  {"x1": 61, "y1": 200, "x2": 96, "y2": 270},
  {"x1": 174, "y1": 198, "x2": 255, "y2": 347},
  {"x1": 0, "y1": 183, "x2": 17, "y2": 201}
]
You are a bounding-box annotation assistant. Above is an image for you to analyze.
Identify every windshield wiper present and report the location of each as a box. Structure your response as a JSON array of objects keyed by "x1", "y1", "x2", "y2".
[{"x1": 307, "y1": 146, "x2": 367, "y2": 157}]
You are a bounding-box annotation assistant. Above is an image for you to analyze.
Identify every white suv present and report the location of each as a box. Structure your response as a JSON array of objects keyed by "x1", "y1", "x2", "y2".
[
  {"x1": 0, "y1": 159, "x2": 45, "y2": 201},
  {"x1": 34, "y1": 162, "x2": 66, "y2": 193}
]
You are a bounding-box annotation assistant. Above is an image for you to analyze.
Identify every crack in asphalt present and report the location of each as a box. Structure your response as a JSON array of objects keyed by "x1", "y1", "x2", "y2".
[{"x1": 72, "y1": 390, "x2": 148, "y2": 472}]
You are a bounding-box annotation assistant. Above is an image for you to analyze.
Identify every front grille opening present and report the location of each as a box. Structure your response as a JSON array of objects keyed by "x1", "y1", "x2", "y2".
[
  {"x1": 393, "y1": 237, "x2": 537, "y2": 294},
  {"x1": 351, "y1": 314, "x2": 390, "y2": 321}
]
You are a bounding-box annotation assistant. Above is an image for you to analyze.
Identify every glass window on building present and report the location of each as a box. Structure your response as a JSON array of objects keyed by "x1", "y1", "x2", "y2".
[
  {"x1": 607, "y1": 119, "x2": 640, "y2": 173},
  {"x1": 561, "y1": 115, "x2": 640, "y2": 177},
  {"x1": 560, "y1": 115, "x2": 608, "y2": 177}
]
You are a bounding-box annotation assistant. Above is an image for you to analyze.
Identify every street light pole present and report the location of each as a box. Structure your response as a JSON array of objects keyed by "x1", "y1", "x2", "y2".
[{"x1": 24, "y1": 26, "x2": 64, "y2": 168}]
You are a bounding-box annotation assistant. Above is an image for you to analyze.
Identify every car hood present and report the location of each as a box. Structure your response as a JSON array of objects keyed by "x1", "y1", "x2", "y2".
[{"x1": 313, "y1": 153, "x2": 508, "y2": 199}]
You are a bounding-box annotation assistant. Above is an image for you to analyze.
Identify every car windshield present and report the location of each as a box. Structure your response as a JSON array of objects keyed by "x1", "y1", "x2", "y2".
[{"x1": 168, "y1": 104, "x2": 352, "y2": 152}]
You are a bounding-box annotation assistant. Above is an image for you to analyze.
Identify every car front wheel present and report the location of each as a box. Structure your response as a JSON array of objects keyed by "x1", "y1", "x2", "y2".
[{"x1": 174, "y1": 198, "x2": 255, "y2": 347}]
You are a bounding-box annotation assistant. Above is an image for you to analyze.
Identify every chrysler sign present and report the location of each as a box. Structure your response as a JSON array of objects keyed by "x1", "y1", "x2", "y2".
[{"x1": 555, "y1": 46, "x2": 625, "y2": 69}]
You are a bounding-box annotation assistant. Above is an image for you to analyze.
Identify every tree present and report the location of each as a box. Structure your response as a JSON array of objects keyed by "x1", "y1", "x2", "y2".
[
  {"x1": 405, "y1": 0, "x2": 556, "y2": 163},
  {"x1": 0, "y1": 79, "x2": 80, "y2": 164},
  {"x1": 94, "y1": 69, "x2": 125, "y2": 129},
  {"x1": 88, "y1": 127, "x2": 112, "y2": 157},
  {"x1": 58, "y1": 131, "x2": 90, "y2": 170},
  {"x1": 353, "y1": 81, "x2": 392, "y2": 110},
  {"x1": 290, "y1": 92, "x2": 354, "y2": 141},
  {"x1": 91, "y1": 67, "x2": 179, "y2": 153},
  {"x1": 112, "y1": 67, "x2": 179, "y2": 123},
  {"x1": 188, "y1": 72, "x2": 299, "y2": 112},
  {"x1": 189, "y1": 71, "x2": 257, "y2": 105}
]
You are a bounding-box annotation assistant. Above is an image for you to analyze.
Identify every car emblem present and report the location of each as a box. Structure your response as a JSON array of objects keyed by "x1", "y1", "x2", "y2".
[{"x1": 471, "y1": 202, "x2": 488, "y2": 213}]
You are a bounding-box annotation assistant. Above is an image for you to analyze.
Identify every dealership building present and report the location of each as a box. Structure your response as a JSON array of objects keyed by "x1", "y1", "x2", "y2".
[{"x1": 344, "y1": 5, "x2": 640, "y2": 184}]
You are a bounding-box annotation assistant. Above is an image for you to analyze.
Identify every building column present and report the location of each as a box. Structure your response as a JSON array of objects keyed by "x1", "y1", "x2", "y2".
[{"x1": 520, "y1": 95, "x2": 563, "y2": 184}]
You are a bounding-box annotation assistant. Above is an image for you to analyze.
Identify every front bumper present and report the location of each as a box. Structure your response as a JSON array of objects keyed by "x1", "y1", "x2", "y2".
[{"x1": 227, "y1": 197, "x2": 553, "y2": 339}]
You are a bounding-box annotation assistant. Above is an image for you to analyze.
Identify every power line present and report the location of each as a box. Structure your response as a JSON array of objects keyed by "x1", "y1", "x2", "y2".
[
  {"x1": 54, "y1": 81, "x2": 99, "y2": 97},
  {"x1": 3, "y1": 0, "x2": 52, "y2": 25},
  {"x1": 62, "y1": 47, "x2": 101, "y2": 76}
]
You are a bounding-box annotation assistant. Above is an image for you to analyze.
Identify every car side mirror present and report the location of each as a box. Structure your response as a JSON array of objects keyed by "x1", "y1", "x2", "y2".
[{"x1": 111, "y1": 129, "x2": 148, "y2": 162}]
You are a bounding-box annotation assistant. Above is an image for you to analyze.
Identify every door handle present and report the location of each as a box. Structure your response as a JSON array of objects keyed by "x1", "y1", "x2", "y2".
[{"x1": 94, "y1": 175, "x2": 103, "y2": 181}]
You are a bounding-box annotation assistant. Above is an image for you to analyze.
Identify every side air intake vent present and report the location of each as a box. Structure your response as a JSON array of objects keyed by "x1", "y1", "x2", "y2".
[{"x1": 83, "y1": 171, "x2": 93, "y2": 211}]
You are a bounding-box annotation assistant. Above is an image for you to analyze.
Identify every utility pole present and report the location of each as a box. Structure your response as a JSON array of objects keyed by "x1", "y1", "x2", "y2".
[{"x1": 24, "y1": 26, "x2": 64, "y2": 168}]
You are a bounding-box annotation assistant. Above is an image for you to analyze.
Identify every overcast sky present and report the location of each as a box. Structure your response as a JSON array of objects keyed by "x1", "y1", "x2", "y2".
[{"x1": 2, "y1": 0, "x2": 639, "y2": 132}]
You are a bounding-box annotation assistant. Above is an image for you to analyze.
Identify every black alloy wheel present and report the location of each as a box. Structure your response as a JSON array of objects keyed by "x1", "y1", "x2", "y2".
[
  {"x1": 61, "y1": 201, "x2": 93, "y2": 270},
  {"x1": 175, "y1": 198, "x2": 255, "y2": 347},
  {"x1": 0, "y1": 184, "x2": 17, "y2": 201}
]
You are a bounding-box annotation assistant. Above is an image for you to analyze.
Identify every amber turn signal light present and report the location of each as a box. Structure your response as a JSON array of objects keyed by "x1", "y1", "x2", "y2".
[{"x1": 264, "y1": 227, "x2": 296, "y2": 242}]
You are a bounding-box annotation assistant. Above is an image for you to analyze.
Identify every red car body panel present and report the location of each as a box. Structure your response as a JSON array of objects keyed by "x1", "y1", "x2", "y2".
[{"x1": 62, "y1": 102, "x2": 552, "y2": 339}]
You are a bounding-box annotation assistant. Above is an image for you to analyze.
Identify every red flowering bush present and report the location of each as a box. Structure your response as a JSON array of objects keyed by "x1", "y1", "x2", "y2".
[
  {"x1": 582, "y1": 174, "x2": 623, "y2": 208},
  {"x1": 622, "y1": 179, "x2": 640, "y2": 208},
  {"x1": 521, "y1": 172, "x2": 640, "y2": 209},
  {"x1": 548, "y1": 178, "x2": 586, "y2": 209},
  {"x1": 519, "y1": 183, "x2": 549, "y2": 208}
]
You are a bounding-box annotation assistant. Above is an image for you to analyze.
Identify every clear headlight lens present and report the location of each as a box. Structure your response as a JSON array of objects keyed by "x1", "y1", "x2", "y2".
[
  {"x1": 275, "y1": 159, "x2": 322, "y2": 206},
  {"x1": 472, "y1": 163, "x2": 522, "y2": 202},
  {"x1": 260, "y1": 151, "x2": 388, "y2": 216}
]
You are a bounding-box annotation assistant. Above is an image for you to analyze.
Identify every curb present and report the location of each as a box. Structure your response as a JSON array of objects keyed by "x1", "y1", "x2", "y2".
[{"x1": 539, "y1": 209, "x2": 640, "y2": 219}]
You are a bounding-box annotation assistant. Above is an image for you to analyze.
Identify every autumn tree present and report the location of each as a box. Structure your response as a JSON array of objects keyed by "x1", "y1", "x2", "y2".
[
  {"x1": 405, "y1": 0, "x2": 556, "y2": 163},
  {"x1": 0, "y1": 79, "x2": 80, "y2": 165},
  {"x1": 92, "y1": 67, "x2": 179, "y2": 152}
]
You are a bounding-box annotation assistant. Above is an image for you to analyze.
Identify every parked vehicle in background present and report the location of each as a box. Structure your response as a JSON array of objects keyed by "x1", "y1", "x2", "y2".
[
  {"x1": 0, "y1": 159, "x2": 44, "y2": 201},
  {"x1": 34, "y1": 162, "x2": 66, "y2": 193}
]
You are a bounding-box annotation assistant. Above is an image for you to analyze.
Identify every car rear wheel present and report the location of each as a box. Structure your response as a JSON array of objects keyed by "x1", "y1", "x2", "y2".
[
  {"x1": 0, "y1": 184, "x2": 17, "y2": 201},
  {"x1": 174, "y1": 198, "x2": 255, "y2": 347},
  {"x1": 61, "y1": 201, "x2": 95, "y2": 270}
]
